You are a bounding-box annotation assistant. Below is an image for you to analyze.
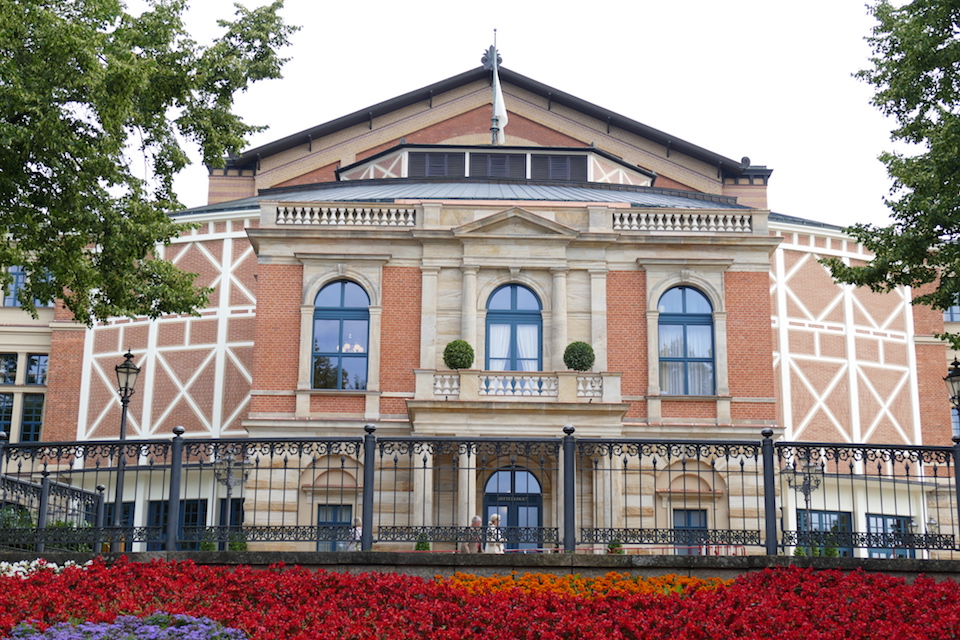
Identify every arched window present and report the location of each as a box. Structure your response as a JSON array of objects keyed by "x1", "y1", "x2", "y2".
[
  {"x1": 485, "y1": 284, "x2": 542, "y2": 371},
  {"x1": 658, "y1": 286, "x2": 714, "y2": 395},
  {"x1": 483, "y1": 467, "x2": 543, "y2": 551},
  {"x1": 313, "y1": 280, "x2": 369, "y2": 390}
]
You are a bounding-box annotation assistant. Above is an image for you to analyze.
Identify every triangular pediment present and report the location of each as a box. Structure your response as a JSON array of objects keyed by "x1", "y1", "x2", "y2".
[{"x1": 453, "y1": 208, "x2": 577, "y2": 238}]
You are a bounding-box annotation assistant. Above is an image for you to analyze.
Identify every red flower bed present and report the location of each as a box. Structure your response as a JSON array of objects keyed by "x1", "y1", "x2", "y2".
[{"x1": 0, "y1": 559, "x2": 957, "y2": 639}]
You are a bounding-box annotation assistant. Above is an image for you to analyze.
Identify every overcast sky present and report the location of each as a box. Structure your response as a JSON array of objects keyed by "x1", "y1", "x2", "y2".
[{"x1": 175, "y1": 0, "x2": 897, "y2": 229}]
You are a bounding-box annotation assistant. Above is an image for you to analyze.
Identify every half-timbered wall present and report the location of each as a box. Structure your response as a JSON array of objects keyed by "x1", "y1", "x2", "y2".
[
  {"x1": 74, "y1": 215, "x2": 259, "y2": 439},
  {"x1": 770, "y1": 223, "x2": 951, "y2": 446}
]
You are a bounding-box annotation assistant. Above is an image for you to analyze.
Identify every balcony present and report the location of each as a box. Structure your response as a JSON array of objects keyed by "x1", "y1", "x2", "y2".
[{"x1": 414, "y1": 370, "x2": 622, "y2": 404}]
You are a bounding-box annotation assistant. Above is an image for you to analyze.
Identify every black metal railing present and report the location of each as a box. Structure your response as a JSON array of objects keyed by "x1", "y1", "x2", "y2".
[{"x1": 0, "y1": 425, "x2": 957, "y2": 558}]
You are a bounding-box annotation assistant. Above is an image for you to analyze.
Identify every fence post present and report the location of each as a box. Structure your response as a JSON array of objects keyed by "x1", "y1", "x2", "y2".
[
  {"x1": 94, "y1": 484, "x2": 106, "y2": 555},
  {"x1": 0, "y1": 430, "x2": 7, "y2": 479},
  {"x1": 361, "y1": 424, "x2": 376, "y2": 551},
  {"x1": 562, "y1": 424, "x2": 576, "y2": 552},
  {"x1": 165, "y1": 426, "x2": 185, "y2": 552},
  {"x1": 953, "y1": 436, "x2": 960, "y2": 549},
  {"x1": 36, "y1": 467, "x2": 50, "y2": 554},
  {"x1": 761, "y1": 428, "x2": 779, "y2": 556}
]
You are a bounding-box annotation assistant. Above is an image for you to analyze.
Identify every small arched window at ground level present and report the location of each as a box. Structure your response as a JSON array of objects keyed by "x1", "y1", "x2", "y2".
[
  {"x1": 658, "y1": 286, "x2": 714, "y2": 395},
  {"x1": 313, "y1": 280, "x2": 369, "y2": 390}
]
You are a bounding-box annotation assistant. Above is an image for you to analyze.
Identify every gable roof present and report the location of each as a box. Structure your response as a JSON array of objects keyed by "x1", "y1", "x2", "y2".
[{"x1": 220, "y1": 66, "x2": 751, "y2": 179}]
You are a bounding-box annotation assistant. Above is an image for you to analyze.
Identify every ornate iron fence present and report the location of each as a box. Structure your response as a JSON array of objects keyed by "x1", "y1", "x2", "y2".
[
  {"x1": 0, "y1": 426, "x2": 956, "y2": 558},
  {"x1": 576, "y1": 438, "x2": 765, "y2": 554}
]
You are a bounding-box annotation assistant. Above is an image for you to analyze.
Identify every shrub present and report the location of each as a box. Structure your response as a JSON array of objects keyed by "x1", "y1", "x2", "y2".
[
  {"x1": 443, "y1": 340, "x2": 474, "y2": 370},
  {"x1": 414, "y1": 534, "x2": 431, "y2": 551},
  {"x1": 563, "y1": 341, "x2": 595, "y2": 372}
]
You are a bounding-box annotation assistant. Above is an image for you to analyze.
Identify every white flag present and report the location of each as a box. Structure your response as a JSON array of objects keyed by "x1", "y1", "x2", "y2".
[{"x1": 493, "y1": 62, "x2": 508, "y2": 145}]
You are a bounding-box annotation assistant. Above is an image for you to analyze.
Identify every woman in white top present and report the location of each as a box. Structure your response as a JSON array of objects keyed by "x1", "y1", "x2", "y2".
[
  {"x1": 484, "y1": 513, "x2": 505, "y2": 554},
  {"x1": 347, "y1": 517, "x2": 362, "y2": 551}
]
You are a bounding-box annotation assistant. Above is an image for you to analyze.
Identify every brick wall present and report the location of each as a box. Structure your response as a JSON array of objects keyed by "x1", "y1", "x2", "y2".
[
  {"x1": 250, "y1": 263, "x2": 302, "y2": 414},
  {"x1": 607, "y1": 270, "x2": 647, "y2": 408},
  {"x1": 913, "y1": 293, "x2": 953, "y2": 446},
  {"x1": 44, "y1": 328, "x2": 85, "y2": 440},
  {"x1": 662, "y1": 400, "x2": 716, "y2": 419},
  {"x1": 399, "y1": 107, "x2": 585, "y2": 148},
  {"x1": 726, "y1": 272, "x2": 776, "y2": 416},
  {"x1": 379, "y1": 267, "x2": 421, "y2": 396}
]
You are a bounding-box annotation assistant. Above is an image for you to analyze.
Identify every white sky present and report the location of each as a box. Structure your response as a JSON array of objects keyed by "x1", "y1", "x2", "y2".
[{"x1": 175, "y1": 0, "x2": 897, "y2": 229}]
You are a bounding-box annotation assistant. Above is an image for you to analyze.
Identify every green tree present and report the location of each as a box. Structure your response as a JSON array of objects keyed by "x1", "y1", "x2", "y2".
[
  {"x1": 823, "y1": 0, "x2": 960, "y2": 347},
  {"x1": 0, "y1": 0, "x2": 297, "y2": 325}
]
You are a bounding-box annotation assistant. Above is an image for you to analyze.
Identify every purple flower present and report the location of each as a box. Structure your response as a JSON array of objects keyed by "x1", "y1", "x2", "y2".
[{"x1": 7, "y1": 613, "x2": 247, "y2": 640}]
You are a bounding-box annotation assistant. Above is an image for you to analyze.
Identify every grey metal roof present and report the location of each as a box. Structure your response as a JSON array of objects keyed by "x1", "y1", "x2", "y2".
[
  {"x1": 174, "y1": 179, "x2": 746, "y2": 216},
  {"x1": 768, "y1": 211, "x2": 843, "y2": 231}
]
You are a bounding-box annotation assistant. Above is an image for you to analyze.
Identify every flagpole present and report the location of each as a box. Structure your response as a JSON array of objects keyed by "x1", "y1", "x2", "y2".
[
  {"x1": 485, "y1": 32, "x2": 507, "y2": 146},
  {"x1": 492, "y1": 30, "x2": 499, "y2": 145}
]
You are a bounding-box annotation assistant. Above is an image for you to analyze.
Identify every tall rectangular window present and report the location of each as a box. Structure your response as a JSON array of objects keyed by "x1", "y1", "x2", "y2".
[
  {"x1": 673, "y1": 509, "x2": 708, "y2": 556},
  {"x1": 0, "y1": 355, "x2": 16, "y2": 385},
  {"x1": 3, "y1": 266, "x2": 26, "y2": 307},
  {"x1": 317, "y1": 504, "x2": 352, "y2": 552},
  {"x1": 20, "y1": 394, "x2": 44, "y2": 442},
  {"x1": 0, "y1": 394, "x2": 12, "y2": 435},
  {"x1": 26, "y1": 355, "x2": 48, "y2": 385}
]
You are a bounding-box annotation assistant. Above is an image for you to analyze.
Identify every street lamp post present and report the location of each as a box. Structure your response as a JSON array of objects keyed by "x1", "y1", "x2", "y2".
[
  {"x1": 111, "y1": 351, "x2": 140, "y2": 552},
  {"x1": 784, "y1": 452, "x2": 824, "y2": 553},
  {"x1": 213, "y1": 451, "x2": 249, "y2": 550},
  {"x1": 945, "y1": 359, "x2": 960, "y2": 548},
  {"x1": 945, "y1": 359, "x2": 960, "y2": 433}
]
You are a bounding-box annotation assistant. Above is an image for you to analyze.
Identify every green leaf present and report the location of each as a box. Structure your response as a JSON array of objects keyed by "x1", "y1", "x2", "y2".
[{"x1": 0, "y1": 0, "x2": 298, "y2": 325}]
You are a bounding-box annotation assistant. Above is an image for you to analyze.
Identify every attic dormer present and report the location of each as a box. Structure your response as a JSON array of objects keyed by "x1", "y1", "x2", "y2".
[{"x1": 335, "y1": 144, "x2": 657, "y2": 187}]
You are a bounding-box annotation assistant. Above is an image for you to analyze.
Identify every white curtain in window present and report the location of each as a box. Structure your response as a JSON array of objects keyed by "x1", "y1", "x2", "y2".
[
  {"x1": 516, "y1": 324, "x2": 539, "y2": 371},
  {"x1": 488, "y1": 324, "x2": 511, "y2": 370},
  {"x1": 686, "y1": 326, "x2": 713, "y2": 359},
  {"x1": 660, "y1": 362, "x2": 684, "y2": 394},
  {"x1": 688, "y1": 362, "x2": 715, "y2": 395}
]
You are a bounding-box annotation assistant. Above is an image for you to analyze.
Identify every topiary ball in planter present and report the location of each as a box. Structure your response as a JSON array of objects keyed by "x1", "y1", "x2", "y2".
[
  {"x1": 563, "y1": 341, "x2": 595, "y2": 372},
  {"x1": 443, "y1": 340, "x2": 475, "y2": 370}
]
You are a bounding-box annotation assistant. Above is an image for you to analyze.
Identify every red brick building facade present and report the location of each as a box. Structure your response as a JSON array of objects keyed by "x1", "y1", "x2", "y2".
[{"x1": 1, "y1": 64, "x2": 951, "y2": 451}]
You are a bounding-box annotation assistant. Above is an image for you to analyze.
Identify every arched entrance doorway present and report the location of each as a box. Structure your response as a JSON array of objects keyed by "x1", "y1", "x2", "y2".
[{"x1": 482, "y1": 467, "x2": 543, "y2": 551}]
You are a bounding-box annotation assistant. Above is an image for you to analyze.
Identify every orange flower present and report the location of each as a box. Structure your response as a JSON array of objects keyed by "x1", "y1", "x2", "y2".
[{"x1": 440, "y1": 571, "x2": 731, "y2": 598}]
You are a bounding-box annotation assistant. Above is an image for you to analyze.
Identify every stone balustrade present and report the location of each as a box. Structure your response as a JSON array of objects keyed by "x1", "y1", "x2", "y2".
[{"x1": 418, "y1": 370, "x2": 621, "y2": 403}]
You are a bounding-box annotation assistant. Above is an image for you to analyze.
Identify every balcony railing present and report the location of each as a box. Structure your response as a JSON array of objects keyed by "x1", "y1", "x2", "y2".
[
  {"x1": 0, "y1": 428, "x2": 957, "y2": 559},
  {"x1": 419, "y1": 370, "x2": 621, "y2": 403}
]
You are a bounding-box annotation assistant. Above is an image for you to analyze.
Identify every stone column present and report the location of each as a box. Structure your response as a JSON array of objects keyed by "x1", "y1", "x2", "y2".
[
  {"x1": 590, "y1": 269, "x2": 608, "y2": 371},
  {"x1": 420, "y1": 267, "x2": 440, "y2": 369},
  {"x1": 456, "y1": 446, "x2": 478, "y2": 528},
  {"x1": 551, "y1": 268, "x2": 569, "y2": 371},
  {"x1": 412, "y1": 450, "x2": 434, "y2": 530},
  {"x1": 461, "y1": 266, "x2": 479, "y2": 350}
]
